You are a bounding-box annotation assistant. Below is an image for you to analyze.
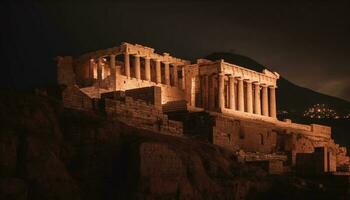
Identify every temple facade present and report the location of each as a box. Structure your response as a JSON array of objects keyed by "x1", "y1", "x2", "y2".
[
  {"x1": 58, "y1": 42, "x2": 279, "y2": 119},
  {"x1": 57, "y1": 42, "x2": 350, "y2": 175}
]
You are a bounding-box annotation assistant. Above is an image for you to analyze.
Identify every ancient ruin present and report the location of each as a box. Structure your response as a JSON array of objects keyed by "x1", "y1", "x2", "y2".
[{"x1": 57, "y1": 42, "x2": 350, "y2": 175}]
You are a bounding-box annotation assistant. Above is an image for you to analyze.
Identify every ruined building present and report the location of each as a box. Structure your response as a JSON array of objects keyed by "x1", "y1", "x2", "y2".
[{"x1": 57, "y1": 42, "x2": 350, "y2": 175}]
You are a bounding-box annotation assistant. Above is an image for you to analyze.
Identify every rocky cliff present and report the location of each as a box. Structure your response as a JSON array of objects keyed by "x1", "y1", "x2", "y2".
[{"x1": 0, "y1": 91, "x2": 348, "y2": 200}]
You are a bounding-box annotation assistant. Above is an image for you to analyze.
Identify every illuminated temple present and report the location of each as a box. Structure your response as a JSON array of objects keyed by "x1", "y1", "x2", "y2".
[{"x1": 57, "y1": 42, "x2": 350, "y2": 175}]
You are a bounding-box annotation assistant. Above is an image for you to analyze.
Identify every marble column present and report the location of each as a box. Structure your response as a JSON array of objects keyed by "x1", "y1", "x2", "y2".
[
  {"x1": 229, "y1": 75, "x2": 235, "y2": 110},
  {"x1": 209, "y1": 75, "x2": 215, "y2": 110},
  {"x1": 134, "y1": 55, "x2": 140, "y2": 80},
  {"x1": 182, "y1": 66, "x2": 186, "y2": 89},
  {"x1": 218, "y1": 73, "x2": 225, "y2": 110},
  {"x1": 262, "y1": 85, "x2": 269, "y2": 116},
  {"x1": 246, "y1": 81, "x2": 253, "y2": 113},
  {"x1": 109, "y1": 54, "x2": 116, "y2": 90},
  {"x1": 89, "y1": 59, "x2": 95, "y2": 79},
  {"x1": 237, "y1": 78, "x2": 244, "y2": 112},
  {"x1": 253, "y1": 82, "x2": 261, "y2": 115},
  {"x1": 155, "y1": 59, "x2": 161, "y2": 84},
  {"x1": 144, "y1": 57, "x2": 151, "y2": 81},
  {"x1": 190, "y1": 77, "x2": 196, "y2": 106},
  {"x1": 124, "y1": 52, "x2": 130, "y2": 78},
  {"x1": 269, "y1": 86, "x2": 277, "y2": 118},
  {"x1": 164, "y1": 62, "x2": 170, "y2": 85},
  {"x1": 173, "y1": 64, "x2": 178, "y2": 87},
  {"x1": 97, "y1": 57, "x2": 103, "y2": 84},
  {"x1": 203, "y1": 75, "x2": 209, "y2": 109}
]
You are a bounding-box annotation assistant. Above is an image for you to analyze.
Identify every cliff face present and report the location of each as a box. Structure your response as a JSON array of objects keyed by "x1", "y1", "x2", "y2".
[{"x1": 0, "y1": 92, "x2": 347, "y2": 200}]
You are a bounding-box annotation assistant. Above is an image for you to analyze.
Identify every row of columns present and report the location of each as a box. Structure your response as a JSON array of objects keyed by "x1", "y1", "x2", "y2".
[
  {"x1": 217, "y1": 73, "x2": 276, "y2": 118},
  {"x1": 123, "y1": 52, "x2": 185, "y2": 88},
  {"x1": 92, "y1": 53, "x2": 186, "y2": 90}
]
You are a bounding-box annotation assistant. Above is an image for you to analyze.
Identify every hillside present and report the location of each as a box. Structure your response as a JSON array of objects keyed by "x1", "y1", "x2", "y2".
[
  {"x1": 205, "y1": 52, "x2": 350, "y2": 150},
  {"x1": 0, "y1": 91, "x2": 348, "y2": 199}
]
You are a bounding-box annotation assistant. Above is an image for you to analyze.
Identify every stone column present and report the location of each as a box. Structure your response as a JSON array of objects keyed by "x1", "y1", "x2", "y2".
[
  {"x1": 89, "y1": 59, "x2": 95, "y2": 79},
  {"x1": 173, "y1": 64, "x2": 178, "y2": 87},
  {"x1": 262, "y1": 85, "x2": 269, "y2": 116},
  {"x1": 218, "y1": 73, "x2": 225, "y2": 111},
  {"x1": 190, "y1": 77, "x2": 196, "y2": 106},
  {"x1": 229, "y1": 75, "x2": 235, "y2": 110},
  {"x1": 253, "y1": 82, "x2": 261, "y2": 115},
  {"x1": 110, "y1": 54, "x2": 116, "y2": 90},
  {"x1": 155, "y1": 59, "x2": 161, "y2": 84},
  {"x1": 124, "y1": 52, "x2": 130, "y2": 78},
  {"x1": 144, "y1": 57, "x2": 151, "y2": 81},
  {"x1": 164, "y1": 62, "x2": 170, "y2": 85},
  {"x1": 203, "y1": 75, "x2": 209, "y2": 109},
  {"x1": 246, "y1": 81, "x2": 253, "y2": 113},
  {"x1": 181, "y1": 66, "x2": 186, "y2": 89},
  {"x1": 209, "y1": 75, "x2": 215, "y2": 110},
  {"x1": 134, "y1": 55, "x2": 141, "y2": 80},
  {"x1": 237, "y1": 78, "x2": 244, "y2": 112},
  {"x1": 97, "y1": 57, "x2": 103, "y2": 84},
  {"x1": 269, "y1": 86, "x2": 277, "y2": 118}
]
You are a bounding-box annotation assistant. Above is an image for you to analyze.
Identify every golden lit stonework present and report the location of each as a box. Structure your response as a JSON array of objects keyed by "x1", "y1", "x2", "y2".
[{"x1": 57, "y1": 42, "x2": 350, "y2": 175}]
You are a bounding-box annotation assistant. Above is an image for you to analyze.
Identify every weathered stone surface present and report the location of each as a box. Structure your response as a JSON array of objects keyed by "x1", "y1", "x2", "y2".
[{"x1": 1, "y1": 92, "x2": 350, "y2": 199}]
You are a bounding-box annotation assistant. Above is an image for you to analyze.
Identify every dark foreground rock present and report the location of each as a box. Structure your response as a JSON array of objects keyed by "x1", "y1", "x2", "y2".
[{"x1": 0, "y1": 91, "x2": 348, "y2": 200}]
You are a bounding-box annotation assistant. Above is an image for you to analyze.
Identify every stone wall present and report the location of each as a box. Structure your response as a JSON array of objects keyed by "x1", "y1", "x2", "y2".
[
  {"x1": 57, "y1": 56, "x2": 75, "y2": 86},
  {"x1": 125, "y1": 86, "x2": 161, "y2": 108},
  {"x1": 162, "y1": 100, "x2": 187, "y2": 113},
  {"x1": 246, "y1": 160, "x2": 284, "y2": 175},
  {"x1": 212, "y1": 113, "x2": 350, "y2": 171},
  {"x1": 62, "y1": 85, "x2": 94, "y2": 111},
  {"x1": 105, "y1": 97, "x2": 183, "y2": 137},
  {"x1": 116, "y1": 75, "x2": 185, "y2": 104},
  {"x1": 73, "y1": 57, "x2": 91, "y2": 86},
  {"x1": 296, "y1": 147, "x2": 337, "y2": 175},
  {"x1": 213, "y1": 115, "x2": 277, "y2": 153}
]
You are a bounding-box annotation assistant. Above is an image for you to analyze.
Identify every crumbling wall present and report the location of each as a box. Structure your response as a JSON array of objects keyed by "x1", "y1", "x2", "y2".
[
  {"x1": 105, "y1": 97, "x2": 183, "y2": 136},
  {"x1": 62, "y1": 85, "x2": 94, "y2": 111},
  {"x1": 296, "y1": 147, "x2": 337, "y2": 175},
  {"x1": 246, "y1": 160, "x2": 284, "y2": 175},
  {"x1": 125, "y1": 86, "x2": 161, "y2": 108},
  {"x1": 74, "y1": 58, "x2": 91, "y2": 86},
  {"x1": 116, "y1": 75, "x2": 185, "y2": 104},
  {"x1": 57, "y1": 56, "x2": 75, "y2": 86},
  {"x1": 213, "y1": 116, "x2": 277, "y2": 153}
]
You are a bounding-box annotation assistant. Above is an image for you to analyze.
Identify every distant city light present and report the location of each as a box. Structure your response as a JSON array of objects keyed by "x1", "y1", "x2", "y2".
[{"x1": 303, "y1": 104, "x2": 340, "y2": 119}]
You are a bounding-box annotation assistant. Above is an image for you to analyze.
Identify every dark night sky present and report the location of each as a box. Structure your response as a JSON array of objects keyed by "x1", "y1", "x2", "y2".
[{"x1": 1, "y1": 0, "x2": 350, "y2": 101}]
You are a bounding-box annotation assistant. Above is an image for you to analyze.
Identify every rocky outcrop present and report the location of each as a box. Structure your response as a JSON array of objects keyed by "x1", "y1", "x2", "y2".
[{"x1": 0, "y1": 92, "x2": 349, "y2": 200}]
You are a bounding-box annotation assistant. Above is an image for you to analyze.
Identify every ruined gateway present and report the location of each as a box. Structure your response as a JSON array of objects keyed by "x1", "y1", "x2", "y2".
[{"x1": 57, "y1": 42, "x2": 350, "y2": 175}]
